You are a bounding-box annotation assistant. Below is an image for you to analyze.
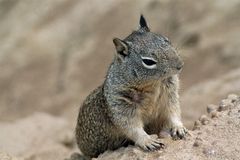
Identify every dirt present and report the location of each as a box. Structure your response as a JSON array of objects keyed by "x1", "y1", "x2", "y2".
[
  {"x1": 0, "y1": 0, "x2": 240, "y2": 160},
  {"x1": 94, "y1": 94, "x2": 240, "y2": 160},
  {"x1": 1, "y1": 94, "x2": 239, "y2": 160}
]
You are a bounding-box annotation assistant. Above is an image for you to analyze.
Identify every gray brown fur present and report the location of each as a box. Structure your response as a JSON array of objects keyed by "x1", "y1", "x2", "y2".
[{"x1": 75, "y1": 15, "x2": 187, "y2": 158}]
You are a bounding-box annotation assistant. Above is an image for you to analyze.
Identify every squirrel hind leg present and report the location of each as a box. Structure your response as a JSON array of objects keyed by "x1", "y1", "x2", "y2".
[{"x1": 65, "y1": 152, "x2": 90, "y2": 160}]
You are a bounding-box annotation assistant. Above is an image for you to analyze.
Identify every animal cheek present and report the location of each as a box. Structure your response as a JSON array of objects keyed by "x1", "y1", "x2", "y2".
[
  {"x1": 131, "y1": 68, "x2": 136, "y2": 77},
  {"x1": 132, "y1": 93, "x2": 144, "y2": 104},
  {"x1": 161, "y1": 68, "x2": 167, "y2": 75}
]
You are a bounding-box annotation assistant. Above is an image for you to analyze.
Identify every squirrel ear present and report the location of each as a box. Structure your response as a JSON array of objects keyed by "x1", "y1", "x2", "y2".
[
  {"x1": 139, "y1": 14, "x2": 150, "y2": 32},
  {"x1": 113, "y1": 38, "x2": 129, "y2": 59}
]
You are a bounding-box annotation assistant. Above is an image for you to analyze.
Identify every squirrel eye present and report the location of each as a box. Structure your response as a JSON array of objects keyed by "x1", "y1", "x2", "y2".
[{"x1": 141, "y1": 57, "x2": 157, "y2": 69}]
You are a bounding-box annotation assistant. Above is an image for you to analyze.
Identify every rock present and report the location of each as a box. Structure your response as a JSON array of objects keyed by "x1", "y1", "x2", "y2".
[
  {"x1": 207, "y1": 104, "x2": 217, "y2": 113},
  {"x1": 193, "y1": 120, "x2": 201, "y2": 130},
  {"x1": 199, "y1": 115, "x2": 210, "y2": 125},
  {"x1": 193, "y1": 137, "x2": 203, "y2": 147},
  {"x1": 218, "y1": 99, "x2": 234, "y2": 111},
  {"x1": 203, "y1": 148, "x2": 216, "y2": 156},
  {"x1": 227, "y1": 94, "x2": 239, "y2": 103},
  {"x1": 210, "y1": 110, "x2": 219, "y2": 118}
]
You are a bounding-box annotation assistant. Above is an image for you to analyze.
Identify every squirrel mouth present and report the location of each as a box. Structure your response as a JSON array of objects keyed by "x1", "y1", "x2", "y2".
[{"x1": 161, "y1": 70, "x2": 180, "y2": 80}]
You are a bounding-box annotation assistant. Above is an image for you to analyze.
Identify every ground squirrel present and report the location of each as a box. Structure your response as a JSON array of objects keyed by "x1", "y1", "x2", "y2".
[{"x1": 75, "y1": 15, "x2": 187, "y2": 159}]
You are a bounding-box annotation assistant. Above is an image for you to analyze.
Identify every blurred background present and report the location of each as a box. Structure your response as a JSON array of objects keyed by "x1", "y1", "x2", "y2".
[{"x1": 0, "y1": 0, "x2": 240, "y2": 159}]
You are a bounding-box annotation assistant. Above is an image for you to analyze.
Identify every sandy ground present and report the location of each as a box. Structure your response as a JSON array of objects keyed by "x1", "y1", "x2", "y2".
[
  {"x1": 0, "y1": 0, "x2": 240, "y2": 159},
  {"x1": 1, "y1": 94, "x2": 239, "y2": 160},
  {"x1": 94, "y1": 94, "x2": 240, "y2": 160}
]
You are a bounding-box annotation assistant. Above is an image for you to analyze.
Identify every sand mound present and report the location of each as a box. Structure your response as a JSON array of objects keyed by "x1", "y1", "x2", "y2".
[
  {"x1": 85, "y1": 94, "x2": 239, "y2": 160},
  {"x1": 0, "y1": 96, "x2": 239, "y2": 160},
  {"x1": 0, "y1": 113, "x2": 75, "y2": 160}
]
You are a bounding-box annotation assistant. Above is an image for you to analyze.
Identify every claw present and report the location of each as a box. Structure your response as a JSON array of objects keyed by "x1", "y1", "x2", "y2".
[
  {"x1": 151, "y1": 143, "x2": 161, "y2": 150},
  {"x1": 170, "y1": 126, "x2": 187, "y2": 140},
  {"x1": 136, "y1": 134, "x2": 165, "y2": 152},
  {"x1": 146, "y1": 146, "x2": 152, "y2": 151}
]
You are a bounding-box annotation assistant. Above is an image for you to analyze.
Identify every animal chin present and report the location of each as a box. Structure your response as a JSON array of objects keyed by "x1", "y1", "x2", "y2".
[{"x1": 162, "y1": 71, "x2": 178, "y2": 80}]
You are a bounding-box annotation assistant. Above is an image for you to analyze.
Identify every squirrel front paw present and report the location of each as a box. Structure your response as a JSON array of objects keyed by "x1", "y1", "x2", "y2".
[
  {"x1": 136, "y1": 134, "x2": 165, "y2": 151},
  {"x1": 170, "y1": 125, "x2": 188, "y2": 140}
]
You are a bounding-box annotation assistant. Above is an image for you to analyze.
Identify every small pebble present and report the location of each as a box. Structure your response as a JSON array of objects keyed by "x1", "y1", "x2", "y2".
[
  {"x1": 207, "y1": 104, "x2": 217, "y2": 113},
  {"x1": 228, "y1": 110, "x2": 232, "y2": 116},
  {"x1": 193, "y1": 137, "x2": 203, "y2": 147},
  {"x1": 193, "y1": 120, "x2": 201, "y2": 130},
  {"x1": 203, "y1": 148, "x2": 216, "y2": 156},
  {"x1": 197, "y1": 131, "x2": 202, "y2": 135},
  {"x1": 196, "y1": 137, "x2": 203, "y2": 141},
  {"x1": 218, "y1": 99, "x2": 233, "y2": 111},
  {"x1": 210, "y1": 110, "x2": 219, "y2": 118},
  {"x1": 193, "y1": 140, "x2": 201, "y2": 147},
  {"x1": 211, "y1": 141, "x2": 217, "y2": 145},
  {"x1": 199, "y1": 115, "x2": 210, "y2": 125},
  {"x1": 202, "y1": 120, "x2": 209, "y2": 125},
  {"x1": 227, "y1": 120, "x2": 233, "y2": 124},
  {"x1": 227, "y1": 94, "x2": 238, "y2": 103}
]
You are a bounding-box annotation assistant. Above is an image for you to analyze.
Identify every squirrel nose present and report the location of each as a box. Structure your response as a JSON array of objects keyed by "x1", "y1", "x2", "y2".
[{"x1": 176, "y1": 62, "x2": 184, "y2": 70}]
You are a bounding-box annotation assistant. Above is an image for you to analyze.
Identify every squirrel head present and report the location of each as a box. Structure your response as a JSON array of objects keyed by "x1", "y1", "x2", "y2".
[{"x1": 112, "y1": 15, "x2": 184, "y2": 83}]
